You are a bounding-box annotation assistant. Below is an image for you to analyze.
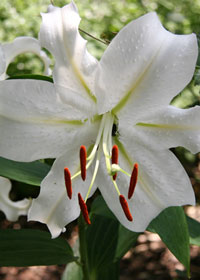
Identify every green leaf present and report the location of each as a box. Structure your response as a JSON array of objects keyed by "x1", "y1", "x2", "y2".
[
  {"x1": 194, "y1": 69, "x2": 200, "y2": 86},
  {"x1": 114, "y1": 225, "x2": 140, "y2": 261},
  {"x1": 97, "y1": 262, "x2": 119, "y2": 280},
  {"x1": 91, "y1": 196, "x2": 140, "y2": 262},
  {"x1": 83, "y1": 214, "x2": 120, "y2": 280},
  {"x1": 90, "y1": 195, "x2": 115, "y2": 220},
  {"x1": 64, "y1": 252, "x2": 119, "y2": 280},
  {"x1": 0, "y1": 229, "x2": 77, "y2": 266},
  {"x1": 78, "y1": 197, "x2": 120, "y2": 279},
  {"x1": 62, "y1": 238, "x2": 83, "y2": 280},
  {"x1": 196, "y1": 35, "x2": 200, "y2": 68},
  {"x1": 7, "y1": 74, "x2": 53, "y2": 83},
  {"x1": 148, "y1": 207, "x2": 190, "y2": 274},
  {"x1": 61, "y1": 262, "x2": 83, "y2": 280},
  {"x1": 187, "y1": 215, "x2": 200, "y2": 246},
  {"x1": 86, "y1": 214, "x2": 119, "y2": 273},
  {"x1": 0, "y1": 157, "x2": 50, "y2": 186}
]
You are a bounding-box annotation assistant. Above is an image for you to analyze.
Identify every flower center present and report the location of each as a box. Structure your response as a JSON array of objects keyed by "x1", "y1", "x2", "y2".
[{"x1": 64, "y1": 112, "x2": 138, "y2": 224}]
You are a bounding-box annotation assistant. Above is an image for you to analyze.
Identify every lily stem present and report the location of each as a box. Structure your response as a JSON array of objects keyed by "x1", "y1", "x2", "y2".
[{"x1": 79, "y1": 28, "x2": 109, "y2": 45}]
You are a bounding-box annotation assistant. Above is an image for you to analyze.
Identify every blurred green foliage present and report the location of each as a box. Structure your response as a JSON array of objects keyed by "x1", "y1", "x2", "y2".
[{"x1": 1, "y1": 0, "x2": 200, "y2": 57}]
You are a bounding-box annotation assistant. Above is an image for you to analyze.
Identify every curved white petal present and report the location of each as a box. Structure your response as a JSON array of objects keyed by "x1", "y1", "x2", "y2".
[
  {"x1": 55, "y1": 84, "x2": 97, "y2": 117},
  {"x1": 39, "y1": 2, "x2": 97, "y2": 107},
  {"x1": 0, "y1": 37, "x2": 51, "y2": 80},
  {"x1": 95, "y1": 12, "x2": 197, "y2": 121},
  {"x1": 121, "y1": 105, "x2": 200, "y2": 154},
  {"x1": 0, "y1": 79, "x2": 96, "y2": 161},
  {"x1": 0, "y1": 44, "x2": 6, "y2": 76},
  {"x1": 28, "y1": 128, "x2": 99, "y2": 238},
  {"x1": 0, "y1": 177, "x2": 31, "y2": 221},
  {"x1": 96, "y1": 138, "x2": 195, "y2": 232}
]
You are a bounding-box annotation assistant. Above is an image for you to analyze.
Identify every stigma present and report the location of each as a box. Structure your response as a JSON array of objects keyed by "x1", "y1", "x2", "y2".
[{"x1": 63, "y1": 113, "x2": 138, "y2": 224}]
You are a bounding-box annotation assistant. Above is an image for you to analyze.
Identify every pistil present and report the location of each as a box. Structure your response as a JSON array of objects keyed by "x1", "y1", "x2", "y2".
[{"x1": 112, "y1": 145, "x2": 118, "y2": 180}]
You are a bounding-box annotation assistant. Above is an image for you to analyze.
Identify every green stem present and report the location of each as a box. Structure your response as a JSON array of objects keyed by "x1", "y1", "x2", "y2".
[
  {"x1": 79, "y1": 28, "x2": 109, "y2": 45},
  {"x1": 78, "y1": 214, "x2": 90, "y2": 280}
]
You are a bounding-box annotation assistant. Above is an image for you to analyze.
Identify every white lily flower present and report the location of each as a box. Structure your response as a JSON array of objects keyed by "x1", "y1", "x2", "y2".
[
  {"x1": 0, "y1": 36, "x2": 51, "y2": 80},
  {"x1": 0, "y1": 2, "x2": 198, "y2": 238},
  {"x1": 0, "y1": 177, "x2": 31, "y2": 221}
]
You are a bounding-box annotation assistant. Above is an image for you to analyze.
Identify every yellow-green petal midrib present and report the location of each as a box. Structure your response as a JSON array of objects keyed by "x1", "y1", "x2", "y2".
[
  {"x1": 111, "y1": 39, "x2": 164, "y2": 115},
  {"x1": 61, "y1": 10, "x2": 97, "y2": 104},
  {"x1": 0, "y1": 114, "x2": 87, "y2": 126},
  {"x1": 114, "y1": 137, "x2": 165, "y2": 208},
  {"x1": 136, "y1": 122, "x2": 200, "y2": 130}
]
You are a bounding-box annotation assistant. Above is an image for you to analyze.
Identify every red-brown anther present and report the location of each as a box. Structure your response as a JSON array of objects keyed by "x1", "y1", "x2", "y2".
[
  {"x1": 112, "y1": 145, "x2": 118, "y2": 180},
  {"x1": 119, "y1": 195, "x2": 133, "y2": 221},
  {"x1": 64, "y1": 167, "x2": 72, "y2": 199},
  {"x1": 78, "y1": 193, "x2": 91, "y2": 225},
  {"x1": 80, "y1": 145, "x2": 87, "y2": 181},
  {"x1": 128, "y1": 163, "x2": 138, "y2": 199}
]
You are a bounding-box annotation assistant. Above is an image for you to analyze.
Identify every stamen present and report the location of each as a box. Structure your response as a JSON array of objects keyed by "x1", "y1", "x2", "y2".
[
  {"x1": 85, "y1": 145, "x2": 101, "y2": 202},
  {"x1": 128, "y1": 163, "x2": 138, "y2": 199},
  {"x1": 78, "y1": 193, "x2": 91, "y2": 225},
  {"x1": 112, "y1": 145, "x2": 118, "y2": 180},
  {"x1": 119, "y1": 195, "x2": 133, "y2": 221},
  {"x1": 112, "y1": 179, "x2": 121, "y2": 196},
  {"x1": 80, "y1": 145, "x2": 87, "y2": 181},
  {"x1": 64, "y1": 168, "x2": 72, "y2": 199}
]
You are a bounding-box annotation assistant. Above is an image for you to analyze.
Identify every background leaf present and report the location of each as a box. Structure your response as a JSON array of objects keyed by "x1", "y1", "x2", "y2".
[
  {"x1": 148, "y1": 207, "x2": 190, "y2": 274},
  {"x1": 0, "y1": 229, "x2": 77, "y2": 266},
  {"x1": 114, "y1": 225, "x2": 140, "y2": 262},
  {"x1": 0, "y1": 157, "x2": 50, "y2": 186},
  {"x1": 7, "y1": 74, "x2": 53, "y2": 83},
  {"x1": 91, "y1": 196, "x2": 192, "y2": 275},
  {"x1": 187, "y1": 215, "x2": 200, "y2": 246},
  {"x1": 86, "y1": 214, "x2": 119, "y2": 274},
  {"x1": 90, "y1": 196, "x2": 140, "y2": 267},
  {"x1": 97, "y1": 262, "x2": 119, "y2": 280},
  {"x1": 77, "y1": 197, "x2": 121, "y2": 279},
  {"x1": 61, "y1": 262, "x2": 83, "y2": 280},
  {"x1": 90, "y1": 195, "x2": 115, "y2": 219}
]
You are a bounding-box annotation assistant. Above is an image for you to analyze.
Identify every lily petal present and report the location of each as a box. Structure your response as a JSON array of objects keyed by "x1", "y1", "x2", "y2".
[
  {"x1": 122, "y1": 105, "x2": 200, "y2": 154},
  {"x1": 0, "y1": 176, "x2": 31, "y2": 221},
  {"x1": 55, "y1": 84, "x2": 97, "y2": 117},
  {"x1": 95, "y1": 12, "x2": 197, "y2": 120},
  {"x1": 97, "y1": 138, "x2": 195, "y2": 232},
  {"x1": 0, "y1": 37, "x2": 51, "y2": 80},
  {"x1": 0, "y1": 79, "x2": 94, "y2": 161},
  {"x1": 28, "y1": 131, "x2": 99, "y2": 238},
  {"x1": 39, "y1": 2, "x2": 97, "y2": 106}
]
